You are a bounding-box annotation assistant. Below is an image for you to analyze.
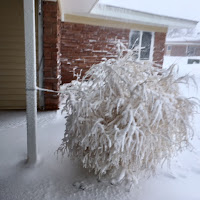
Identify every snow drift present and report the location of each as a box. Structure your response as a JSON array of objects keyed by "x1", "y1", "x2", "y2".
[{"x1": 58, "y1": 49, "x2": 199, "y2": 184}]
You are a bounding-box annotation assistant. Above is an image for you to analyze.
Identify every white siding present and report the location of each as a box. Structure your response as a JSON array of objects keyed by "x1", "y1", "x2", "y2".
[{"x1": 0, "y1": 0, "x2": 26, "y2": 109}]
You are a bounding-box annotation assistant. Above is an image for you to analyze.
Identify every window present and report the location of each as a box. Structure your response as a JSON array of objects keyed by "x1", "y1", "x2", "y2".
[
  {"x1": 188, "y1": 59, "x2": 200, "y2": 64},
  {"x1": 129, "y1": 30, "x2": 154, "y2": 61},
  {"x1": 187, "y1": 46, "x2": 200, "y2": 56},
  {"x1": 187, "y1": 46, "x2": 195, "y2": 56},
  {"x1": 167, "y1": 45, "x2": 171, "y2": 51}
]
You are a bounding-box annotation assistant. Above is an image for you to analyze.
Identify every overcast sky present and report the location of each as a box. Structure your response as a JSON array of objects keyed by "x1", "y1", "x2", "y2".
[{"x1": 99, "y1": 0, "x2": 200, "y2": 21}]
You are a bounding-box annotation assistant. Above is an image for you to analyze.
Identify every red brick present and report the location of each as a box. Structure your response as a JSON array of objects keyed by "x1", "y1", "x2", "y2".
[
  {"x1": 43, "y1": 2, "x2": 57, "y2": 12},
  {"x1": 44, "y1": 71, "x2": 52, "y2": 77},
  {"x1": 44, "y1": 78, "x2": 59, "y2": 83},
  {"x1": 44, "y1": 60, "x2": 57, "y2": 68},
  {"x1": 43, "y1": 1, "x2": 61, "y2": 110},
  {"x1": 44, "y1": 36, "x2": 57, "y2": 44},
  {"x1": 43, "y1": 3, "x2": 166, "y2": 109},
  {"x1": 60, "y1": 21, "x2": 130, "y2": 85},
  {"x1": 153, "y1": 32, "x2": 166, "y2": 65}
]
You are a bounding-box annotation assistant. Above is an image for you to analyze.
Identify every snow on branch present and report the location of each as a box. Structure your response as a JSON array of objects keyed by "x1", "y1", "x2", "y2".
[{"x1": 57, "y1": 46, "x2": 199, "y2": 185}]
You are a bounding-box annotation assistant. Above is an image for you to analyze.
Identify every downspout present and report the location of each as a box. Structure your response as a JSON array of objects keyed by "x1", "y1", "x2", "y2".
[
  {"x1": 38, "y1": 0, "x2": 44, "y2": 110},
  {"x1": 23, "y1": 0, "x2": 38, "y2": 164}
]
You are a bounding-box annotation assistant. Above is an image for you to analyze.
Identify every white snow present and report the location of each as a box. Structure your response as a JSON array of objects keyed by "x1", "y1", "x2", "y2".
[
  {"x1": 0, "y1": 56, "x2": 200, "y2": 200},
  {"x1": 163, "y1": 56, "x2": 200, "y2": 78},
  {"x1": 166, "y1": 22, "x2": 200, "y2": 42},
  {"x1": 99, "y1": 0, "x2": 200, "y2": 21}
]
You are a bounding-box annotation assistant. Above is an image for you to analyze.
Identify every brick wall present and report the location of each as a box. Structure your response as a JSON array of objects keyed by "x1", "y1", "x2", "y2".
[
  {"x1": 42, "y1": 4, "x2": 167, "y2": 109},
  {"x1": 43, "y1": 1, "x2": 61, "y2": 110},
  {"x1": 61, "y1": 23, "x2": 167, "y2": 83},
  {"x1": 60, "y1": 23, "x2": 130, "y2": 83},
  {"x1": 153, "y1": 32, "x2": 167, "y2": 67}
]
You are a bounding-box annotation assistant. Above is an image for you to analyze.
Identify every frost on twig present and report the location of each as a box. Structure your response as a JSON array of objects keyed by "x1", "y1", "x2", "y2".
[{"x1": 57, "y1": 47, "x2": 199, "y2": 185}]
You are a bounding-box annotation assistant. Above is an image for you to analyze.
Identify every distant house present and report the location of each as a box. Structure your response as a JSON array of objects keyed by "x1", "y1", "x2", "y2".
[
  {"x1": 0, "y1": 0, "x2": 198, "y2": 110},
  {"x1": 165, "y1": 38, "x2": 200, "y2": 63}
]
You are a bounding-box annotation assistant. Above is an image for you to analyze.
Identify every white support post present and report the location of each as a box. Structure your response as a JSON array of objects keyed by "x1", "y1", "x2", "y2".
[{"x1": 23, "y1": 0, "x2": 37, "y2": 164}]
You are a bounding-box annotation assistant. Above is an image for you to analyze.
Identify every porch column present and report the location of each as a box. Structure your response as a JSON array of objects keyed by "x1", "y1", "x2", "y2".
[{"x1": 23, "y1": 0, "x2": 37, "y2": 163}]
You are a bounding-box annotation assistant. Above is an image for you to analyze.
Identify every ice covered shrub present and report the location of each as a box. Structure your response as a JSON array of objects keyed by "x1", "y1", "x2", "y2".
[{"x1": 58, "y1": 49, "x2": 199, "y2": 184}]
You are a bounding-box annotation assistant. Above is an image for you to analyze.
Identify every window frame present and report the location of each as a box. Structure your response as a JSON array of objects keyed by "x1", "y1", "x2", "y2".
[{"x1": 129, "y1": 30, "x2": 154, "y2": 62}]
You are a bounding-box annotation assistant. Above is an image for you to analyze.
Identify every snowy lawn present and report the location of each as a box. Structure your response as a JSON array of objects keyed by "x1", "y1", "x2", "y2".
[{"x1": 0, "y1": 56, "x2": 200, "y2": 200}]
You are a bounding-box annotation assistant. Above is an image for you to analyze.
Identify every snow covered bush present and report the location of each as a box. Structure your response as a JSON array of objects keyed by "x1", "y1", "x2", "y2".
[{"x1": 58, "y1": 48, "x2": 199, "y2": 184}]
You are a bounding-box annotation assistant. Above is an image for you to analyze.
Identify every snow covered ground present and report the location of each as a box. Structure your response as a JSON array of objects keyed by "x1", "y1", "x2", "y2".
[{"x1": 0, "y1": 56, "x2": 200, "y2": 200}]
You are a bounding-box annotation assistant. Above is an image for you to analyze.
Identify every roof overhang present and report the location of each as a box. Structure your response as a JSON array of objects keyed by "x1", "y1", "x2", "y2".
[
  {"x1": 58, "y1": 0, "x2": 99, "y2": 17},
  {"x1": 58, "y1": 0, "x2": 198, "y2": 32},
  {"x1": 166, "y1": 39, "x2": 200, "y2": 45},
  {"x1": 92, "y1": 4, "x2": 198, "y2": 29},
  {"x1": 63, "y1": 14, "x2": 168, "y2": 33}
]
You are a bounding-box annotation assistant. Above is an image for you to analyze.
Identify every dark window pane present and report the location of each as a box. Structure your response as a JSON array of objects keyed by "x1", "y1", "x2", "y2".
[
  {"x1": 167, "y1": 45, "x2": 171, "y2": 51},
  {"x1": 129, "y1": 31, "x2": 140, "y2": 59},
  {"x1": 187, "y1": 46, "x2": 200, "y2": 56},
  {"x1": 140, "y1": 32, "x2": 152, "y2": 60},
  {"x1": 129, "y1": 31, "x2": 140, "y2": 49},
  {"x1": 187, "y1": 46, "x2": 195, "y2": 56},
  {"x1": 188, "y1": 59, "x2": 200, "y2": 64}
]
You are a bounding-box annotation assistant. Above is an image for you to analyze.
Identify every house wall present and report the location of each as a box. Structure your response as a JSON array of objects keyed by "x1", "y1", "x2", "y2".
[
  {"x1": 165, "y1": 44, "x2": 200, "y2": 57},
  {"x1": 153, "y1": 32, "x2": 166, "y2": 66},
  {"x1": 60, "y1": 23, "x2": 167, "y2": 83},
  {"x1": 0, "y1": 1, "x2": 166, "y2": 110},
  {"x1": 42, "y1": 2, "x2": 167, "y2": 110},
  {"x1": 0, "y1": 0, "x2": 26, "y2": 109},
  {"x1": 60, "y1": 23, "x2": 130, "y2": 83},
  {"x1": 0, "y1": 0, "x2": 61, "y2": 110},
  {"x1": 43, "y1": 1, "x2": 61, "y2": 110}
]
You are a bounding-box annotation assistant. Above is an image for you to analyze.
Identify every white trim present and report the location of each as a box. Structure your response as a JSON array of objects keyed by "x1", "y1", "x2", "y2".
[
  {"x1": 137, "y1": 31, "x2": 142, "y2": 61},
  {"x1": 166, "y1": 42, "x2": 200, "y2": 45},
  {"x1": 150, "y1": 32, "x2": 155, "y2": 62},
  {"x1": 24, "y1": 0, "x2": 37, "y2": 164},
  {"x1": 91, "y1": 3, "x2": 198, "y2": 28},
  {"x1": 59, "y1": 0, "x2": 99, "y2": 17},
  {"x1": 59, "y1": 1, "x2": 197, "y2": 29},
  {"x1": 64, "y1": 14, "x2": 168, "y2": 32}
]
